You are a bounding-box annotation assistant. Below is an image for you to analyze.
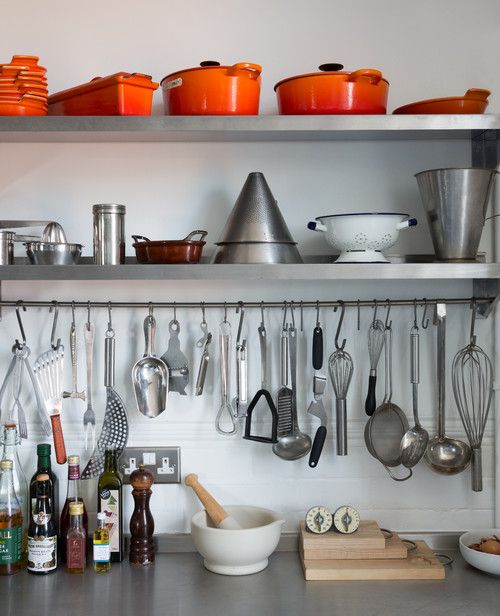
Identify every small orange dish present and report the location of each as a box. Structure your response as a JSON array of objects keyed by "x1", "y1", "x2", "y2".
[{"x1": 393, "y1": 89, "x2": 491, "y2": 114}]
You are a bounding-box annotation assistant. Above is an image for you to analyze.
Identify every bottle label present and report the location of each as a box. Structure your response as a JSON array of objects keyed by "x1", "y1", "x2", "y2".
[
  {"x1": 32, "y1": 511, "x2": 51, "y2": 525},
  {"x1": 68, "y1": 464, "x2": 80, "y2": 480},
  {"x1": 27, "y1": 535, "x2": 57, "y2": 571},
  {"x1": 99, "y1": 489, "x2": 120, "y2": 553},
  {"x1": 93, "y1": 542, "x2": 110, "y2": 563},
  {"x1": 0, "y1": 526, "x2": 22, "y2": 564},
  {"x1": 67, "y1": 537, "x2": 86, "y2": 569}
]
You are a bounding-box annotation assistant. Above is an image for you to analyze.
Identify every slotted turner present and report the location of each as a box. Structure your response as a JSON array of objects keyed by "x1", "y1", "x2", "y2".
[{"x1": 82, "y1": 326, "x2": 128, "y2": 479}]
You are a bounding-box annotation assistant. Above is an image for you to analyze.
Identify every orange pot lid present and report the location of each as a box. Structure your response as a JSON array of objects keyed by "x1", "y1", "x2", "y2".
[
  {"x1": 274, "y1": 63, "x2": 389, "y2": 90},
  {"x1": 161, "y1": 61, "x2": 262, "y2": 84}
]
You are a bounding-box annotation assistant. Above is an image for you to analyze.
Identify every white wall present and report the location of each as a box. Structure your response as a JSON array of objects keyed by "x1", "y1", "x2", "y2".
[{"x1": 0, "y1": 0, "x2": 499, "y2": 534}]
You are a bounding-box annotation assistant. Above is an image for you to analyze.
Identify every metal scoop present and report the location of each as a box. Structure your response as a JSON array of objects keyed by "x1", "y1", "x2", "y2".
[{"x1": 132, "y1": 312, "x2": 169, "y2": 418}]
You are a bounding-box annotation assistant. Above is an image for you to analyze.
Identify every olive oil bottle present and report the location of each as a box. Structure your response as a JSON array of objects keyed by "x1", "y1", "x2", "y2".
[
  {"x1": 97, "y1": 449, "x2": 123, "y2": 562},
  {"x1": 93, "y1": 512, "x2": 111, "y2": 573}
]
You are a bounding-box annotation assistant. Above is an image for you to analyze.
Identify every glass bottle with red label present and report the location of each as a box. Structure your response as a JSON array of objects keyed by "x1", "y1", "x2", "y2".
[
  {"x1": 97, "y1": 449, "x2": 123, "y2": 562},
  {"x1": 66, "y1": 502, "x2": 86, "y2": 573},
  {"x1": 59, "y1": 455, "x2": 88, "y2": 563}
]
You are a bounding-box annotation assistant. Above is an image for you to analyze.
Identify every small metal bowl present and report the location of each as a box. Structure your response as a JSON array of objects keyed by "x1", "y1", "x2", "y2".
[{"x1": 25, "y1": 241, "x2": 83, "y2": 265}]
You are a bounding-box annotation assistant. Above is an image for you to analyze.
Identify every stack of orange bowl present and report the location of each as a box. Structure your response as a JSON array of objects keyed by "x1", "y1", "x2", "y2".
[{"x1": 0, "y1": 55, "x2": 48, "y2": 116}]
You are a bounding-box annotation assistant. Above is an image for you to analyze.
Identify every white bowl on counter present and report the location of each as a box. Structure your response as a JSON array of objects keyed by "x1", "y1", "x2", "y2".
[
  {"x1": 459, "y1": 530, "x2": 500, "y2": 575},
  {"x1": 308, "y1": 212, "x2": 417, "y2": 263},
  {"x1": 190, "y1": 505, "x2": 285, "y2": 576}
]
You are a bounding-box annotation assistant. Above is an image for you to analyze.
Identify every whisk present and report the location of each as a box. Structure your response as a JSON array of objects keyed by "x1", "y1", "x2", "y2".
[
  {"x1": 365, "y1": 315, "x2": 386, "y2": 416},
  {"x1": 328, "y1": 302, "x2": 354, "y2": 455},
  {"x1": 452, "y1": 301, "x2": 493, "y2": 492}
]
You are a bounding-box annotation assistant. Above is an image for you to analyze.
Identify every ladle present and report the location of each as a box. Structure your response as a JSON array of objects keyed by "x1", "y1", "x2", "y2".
[
  {"x1": 424, "y1": 303, "x2": 471, "y2": 474},
  {"x1": 400, "y1": 322, "x2": 429, "y2": 468}
]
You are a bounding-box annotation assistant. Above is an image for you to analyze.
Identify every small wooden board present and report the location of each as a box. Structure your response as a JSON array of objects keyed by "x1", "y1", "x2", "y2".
[
  {"x1": 300, "y1": 520, "x2": 386, "y2": 551},
  {"x1": 301, "y1": 530, "x2": 408, "y2": 560},
  {"x1": 300, "y1": 541, "x2": 445, "y2": 581}
]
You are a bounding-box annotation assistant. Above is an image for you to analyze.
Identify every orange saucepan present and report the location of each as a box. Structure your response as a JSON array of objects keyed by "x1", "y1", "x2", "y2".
[
  {"x1": 274, "y1": 63, "x2": 389, "y2": 114},
  {"x1": 161, "y1": 61, "x2": 262, "y2": 115},
  {"x1": 393, "y1": 89, "x2": 491, "y2": 114}
]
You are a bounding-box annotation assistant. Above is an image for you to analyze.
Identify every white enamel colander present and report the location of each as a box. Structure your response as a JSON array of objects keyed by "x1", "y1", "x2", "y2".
[{"x1": 308, "y1": 212, "x2": 417, "y2": 263}]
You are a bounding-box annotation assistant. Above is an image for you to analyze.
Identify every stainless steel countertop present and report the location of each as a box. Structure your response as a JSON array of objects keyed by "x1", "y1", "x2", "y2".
[{"x1": 1, "y1": 551, "x2": 497, "y2": 616}]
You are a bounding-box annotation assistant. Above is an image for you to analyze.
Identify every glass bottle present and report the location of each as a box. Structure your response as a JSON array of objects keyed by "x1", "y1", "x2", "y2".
[
  {"x1": 27, "y1": 474, "x2": 57, "y2": 575},
  {"x1": 1, "y1": 424, "x2": 29, "y2": 558},
  {"x1": 0, "y1": 459, "x2": 23, "y2": 575},
  {"x1": 66, "y1": 502, "x2": 86, "y2": 574},
  {"x1": 93, "y1": 512, "x2": 110, "y2": 573},
  {"x1": 29, "y1": 443, "x2": 59, "y2": 533},
  {"x1": 59, "y1": 455, "x2": 88, "y2": 563},
  {"x1": 97, "y1": 449, "x2": 123, "y2": 562}
]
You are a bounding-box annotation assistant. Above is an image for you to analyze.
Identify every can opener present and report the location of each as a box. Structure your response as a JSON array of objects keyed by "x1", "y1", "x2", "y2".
[
  {"x1": 161, "y1": 319, "x2": 189, "y2": 395},
  {"x1": 308, "y1": 323, "x2": 328, "y2": 467}
]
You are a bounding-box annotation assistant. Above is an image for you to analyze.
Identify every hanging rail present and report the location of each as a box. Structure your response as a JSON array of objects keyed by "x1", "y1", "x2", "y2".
[{"x1": 0, "y1": 296, "x2": 493, "y2": 310}]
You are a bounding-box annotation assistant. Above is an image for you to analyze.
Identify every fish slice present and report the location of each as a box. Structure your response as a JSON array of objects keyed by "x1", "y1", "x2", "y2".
[{"x1": 82, "y1": 326, "x2": 128, "y2": 479}]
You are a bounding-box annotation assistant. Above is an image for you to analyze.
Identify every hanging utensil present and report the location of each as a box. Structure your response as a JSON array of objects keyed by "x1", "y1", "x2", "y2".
[
  {"x1": 328, "y1": 302, "x2": 354, "y2": 457},
  {"x1": 232, "y1": 303, "x2": 248, "y2": 419},
  {"x1": 196, "y1": 303, "x2": 209, "y2": 348},
  {"x1": 161, "y1": 307, "x2": 189, "y2": 395},
  {"x1": 272, "y1": 317, "x2": 293, "y2": 454},
  {"x1": 424, "y1": 303, "x2": 471, "y2": 475},
  {"x1": 452, "y1": 301, "x2": 493, "y2": 492},
  {"x1": 63, "y1": 304, "x2": 85, "y2": 401},
  {"x1": 244, "y1": 306, "x2": 278, "y2": 443},
  {"x1": 9, "y1": 352, "x2": 27, "y2": 440},
  {"x1": 215, "y1": 312, "x2": 236, "y2": 435},
  {"x1": 83, "y1": 319, "x2": 96, "y2": 452},
  {"x1": 365, "y1": 308, "x2": 385, "y2": 416},
  {"x1": 132, "y1": 306, "x2": 169, "y2": 418},
  {"x1": 195, "y1": 333, "x2": 212, "y2": 396},
  {"x1": 307, "y1": 302, "x2": 328, "y2": 467},
  {"x1": 82, "y1": 313, "x2": 129, "y2": 479},
  {"x1": 400, "y1": 310, "x2": 429, "y2": 469}
]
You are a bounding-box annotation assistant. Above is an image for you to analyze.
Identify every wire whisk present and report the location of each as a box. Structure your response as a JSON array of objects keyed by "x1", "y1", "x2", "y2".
[{"x1": 451, "y1": 301, "x2": 493, "y2": 492}]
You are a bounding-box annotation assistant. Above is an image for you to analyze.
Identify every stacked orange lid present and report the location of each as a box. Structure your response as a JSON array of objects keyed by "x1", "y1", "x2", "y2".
[{"x1": 0, "y1": 55, "x2": 48, "y2": 116}]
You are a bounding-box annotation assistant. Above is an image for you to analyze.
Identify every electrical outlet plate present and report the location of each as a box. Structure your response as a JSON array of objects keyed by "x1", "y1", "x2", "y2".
[{"x1": 120, "y1": 447, "x2": 181, "y2": 484}]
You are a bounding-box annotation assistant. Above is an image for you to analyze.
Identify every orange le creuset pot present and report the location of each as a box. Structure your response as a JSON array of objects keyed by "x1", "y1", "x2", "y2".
[
  {"x1": 161, "y1": 60, "x2": 262, "y2": 115},
  {"x1": 274, "y1": 63, "x2": 389, "y2": 114}
]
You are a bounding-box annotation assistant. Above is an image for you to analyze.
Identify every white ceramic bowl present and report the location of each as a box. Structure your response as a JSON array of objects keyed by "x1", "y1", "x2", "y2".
[
  {"x1": 308, "y1": 212, "x2": 417, "y2": 263},
  {"x1": 459, "y1": 530, "x2": 500, "y2": 575},
  {"x1": 190, "y1": 505, "x2": 285, "y2": 576}
]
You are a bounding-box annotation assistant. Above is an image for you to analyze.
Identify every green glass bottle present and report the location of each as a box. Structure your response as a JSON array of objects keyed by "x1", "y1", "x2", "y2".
[
  {"x1": 97, "y1": 450, "x2": 123, "y2": 562},
  {"x1": 29, "y1": 444, "x2": 59, "y2": 534},
  {"x1": 27, "y1": 474, "x2": 57, "y2": 575}
]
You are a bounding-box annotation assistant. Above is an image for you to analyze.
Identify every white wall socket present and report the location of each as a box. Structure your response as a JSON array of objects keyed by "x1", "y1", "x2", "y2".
[{"x1": 120, "y1": 447, "x2": 181, "y2": 484}]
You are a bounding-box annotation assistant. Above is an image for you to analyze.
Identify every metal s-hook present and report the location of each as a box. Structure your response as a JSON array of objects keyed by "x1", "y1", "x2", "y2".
[
  {"x1": 71, "y1": 300, "x2": 76, "y2": 326},
  {"x1": 289, "y1": 301, "x2": 296, "y2": 330},
  {"x1": 384, "y1": 299, "x2": 392, "y2": 329},
  {"x1": 470, "y1": 298, "x2": 477, "y2": 345},
  {"x1": 334, "y1": 301, "x2": 346, "y2": 350},
  {"x1": 260, "y1": 301, "x2": 265, "y2": 327},
  {"x1": 106, "y1": 301, "x2": 114, "y2": 337},
  {"x1": 86, "y1": 301, "x2": 91, "y2": 330},
  {"x1": 413, "y1": 298, "x2": 418, "y2": 329},
  {"x1": 300, "y1": 300, "x2": 304, "y2": 332},
  {"x1": 282, "y1": 300, "x2": 288, "y2": 331},
  {"x1": 173, "y1": 301, "x2": 177, "y2": 323},
  {"x1": 223, "y1": 302, "x2": 228, "y2": 323},
  {"x1": 148, "y1": 302, "x2": 153, "y2": 318},
  {"x1": 235, "y1": 301, "x2": 245, "y2": 345},
  {"x1": 201, "y1": 302, "x2": 206, "y2": 326},
  {"x1": 372, "y1": 299, "x2": 378, "y2": 325},
  {"x1": 49, "y1": 300, "x2": 61, "y2": 350},
  {"x1": 421, "y1": 299, "x2": 429, "y2": 329},
  {"x1": 315, "y1": 300, "x2": 320, "y2": 328},
  {"x1": 357, "y1": 299, "x2": 361, "y2": 331},
  {"x1": 15, "y1": 300, "x2": 27, "y2": 349}
]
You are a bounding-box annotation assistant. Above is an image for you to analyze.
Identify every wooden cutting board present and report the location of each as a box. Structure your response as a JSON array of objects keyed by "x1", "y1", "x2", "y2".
[
  {"x1": 301, "y1": 528, "x2": 408, "y2": 560},
  {"x1": 300, "y1": 540, "x2": 445, "y2": 581},
  {"x1": 300, "y1": 520, "x2": 386, "y2": 551}
]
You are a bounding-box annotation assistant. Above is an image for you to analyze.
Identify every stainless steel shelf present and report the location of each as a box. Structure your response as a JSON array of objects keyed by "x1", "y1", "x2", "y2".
[
  {"x1": 0, "y1": 262, "x2": 499, "y2": 281},
  {"x1": 0, "y1": 115, "x2": 498, "y2": 142}
]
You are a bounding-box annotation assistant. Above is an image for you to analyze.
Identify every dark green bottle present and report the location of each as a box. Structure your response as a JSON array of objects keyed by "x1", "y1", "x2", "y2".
[
  {"x1": 29, "y1": 444, "x2": 58, "y2": 534},
  {"x1": 27, "y1": 475, "x2": 57, "y2": 574},
  {"x1": 97, "y1": 450, "x2": 123, "y2": 562}
]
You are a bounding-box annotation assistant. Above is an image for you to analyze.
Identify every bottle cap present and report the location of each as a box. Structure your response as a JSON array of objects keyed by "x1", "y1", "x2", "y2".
[
  {"x1": 0, "y1": 459, "x2": 13, "y2": 470},
  {"x1": 36, "y1": 473, "x2": 49, "y2": 481},
  {"x1": 69, "y1": 502, "x2": 84, "y2": 515},
  {"x1": 37, "y1": 443, "x2": 51, "y2": 455},
  {"x1": 67, "y1": 455, "x2": 80, "y2": 465},
  {"x1": 97, "y1": 512, "x2": 106, "y2": 521}
]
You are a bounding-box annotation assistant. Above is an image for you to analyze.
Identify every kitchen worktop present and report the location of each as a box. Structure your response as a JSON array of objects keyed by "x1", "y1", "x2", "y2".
[{"x1": 1, "y1": 551, "x2": 497, "y2": 616}]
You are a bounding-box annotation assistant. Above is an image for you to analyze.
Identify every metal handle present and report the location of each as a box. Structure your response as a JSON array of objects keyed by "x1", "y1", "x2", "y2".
[
  {"x1": 312, "y1": 326, "x2": 323, "y2": 371},
  {"x1": 471, "y1": 447, "x2": 483, "y2": 492},
  {"x1": 182, "y1": 230, "x2": 208, "y2": 242},
  {"x1": 410, "y1": 329, "x2": 419, "y2": 384},
  {"x1": 144, "y1": 315, "x2": 156, "y2": 356},
  {"x1": 336, "y1": 398, "x2": 347, "y2": 455},
  {"x1": 70, "y1": 323, "x2": 78, "y2": 390},
  {"x1": 104, "y1": 335, "x2": 115, "y2": 388},
  {"x1": 288, "y1": 326, "x2": 298, "y2": 430},
  {"x1": 84, "y1": 323, "x2": 95, "y2": 403},
  {"x1": 195, "y1": 333, "x2": 211, "y2": 396},
  {"x1": 281, "y1": 328, "x2": 289, "y2": 387},
  {"x1": 435, "y1": 303, "x2": 446, "y2": 437},
  {"x1": 258, "y1": 323, "x2": 267, "y2": 390},
  {"x1": 219, "y1": 324, "x2": 231, "y2": 401}
]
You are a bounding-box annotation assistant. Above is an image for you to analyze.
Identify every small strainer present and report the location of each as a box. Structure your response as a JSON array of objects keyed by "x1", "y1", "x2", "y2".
[{"x1": 365, "y1": 324, "x2": 412, "y2": 481}]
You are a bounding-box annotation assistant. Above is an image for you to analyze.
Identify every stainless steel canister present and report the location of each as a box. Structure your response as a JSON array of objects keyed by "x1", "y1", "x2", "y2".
[
  {"x1": 93, "y1": 204, "x2": 126, "y2": 265},
  {"x1": 0, "y1": 231, "x2": 15, "y2": 264}
]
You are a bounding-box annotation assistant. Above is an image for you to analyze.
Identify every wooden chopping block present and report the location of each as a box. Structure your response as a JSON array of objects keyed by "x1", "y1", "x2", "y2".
[
  {"x1": 300, "y1": 540, "x2": 445, "y2": 581},
  {"x1": 300, "y1": 520, "x2": 386, "y2": 551}
]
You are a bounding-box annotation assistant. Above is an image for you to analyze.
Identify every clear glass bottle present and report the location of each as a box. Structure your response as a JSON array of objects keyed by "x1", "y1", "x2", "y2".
[
  {"x1": 97, "y1": 449, "x2": 123, "y2": 562},
  {"x1": 27, "y1": 474, "x2": 57, "y2": 575},
  {"x1": 66, "y1": 502, "x2": 86, "y2": 574},
  {"x1": 93, "y1": 512, "x2": 111, "y2": 573},
  {"x1": 29, "y1": 443, "x2": 58, "y2": 533},
  {"x1": 59, "y1": 455, "x2": 88, "y2": 563},
  {"x1": 1, "y1": 424, "x2": 29, "y2": 558},
  {"x1": 0, "y1": 459, "x2": 23, "y2": 575}
]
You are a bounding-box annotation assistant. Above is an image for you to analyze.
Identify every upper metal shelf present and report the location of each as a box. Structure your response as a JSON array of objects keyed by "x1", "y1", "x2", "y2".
[
  {"x1": 0, "y1": 115, "x2": 498, "y2": 142},
  {"x1": 0, "y1": 262, "x2": 499, "y2": 281}
]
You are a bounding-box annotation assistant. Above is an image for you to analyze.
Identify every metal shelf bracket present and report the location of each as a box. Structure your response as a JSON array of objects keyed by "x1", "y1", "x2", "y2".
[{"x1": 473, "y1": 278, "x2": 500, "y2": 318}]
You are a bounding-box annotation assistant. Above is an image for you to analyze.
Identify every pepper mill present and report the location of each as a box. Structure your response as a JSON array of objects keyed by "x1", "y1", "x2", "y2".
[{"x1": 129, "y1": 464, "x2": 155, "y2": 565}]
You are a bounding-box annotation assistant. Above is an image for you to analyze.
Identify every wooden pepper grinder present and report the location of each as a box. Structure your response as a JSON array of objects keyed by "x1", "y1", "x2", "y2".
[{"x1": 129, "y1": 464, "x2": 155, "y2": 566}]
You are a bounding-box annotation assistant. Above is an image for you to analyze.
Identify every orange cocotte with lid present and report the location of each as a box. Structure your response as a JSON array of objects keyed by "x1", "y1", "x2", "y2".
[
  {"x1": 274, "y1": 63, "x2": 389, "y2": 114},
  {"x1": 161, "y1": 61, "x2": 262, "y2": 115}
]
